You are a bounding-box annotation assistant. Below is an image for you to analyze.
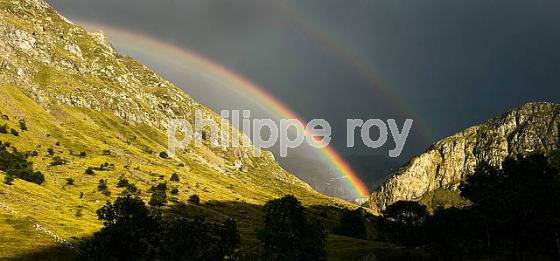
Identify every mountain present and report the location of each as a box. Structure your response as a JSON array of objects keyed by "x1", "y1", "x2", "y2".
[
  {"x1": 371, "y1": 102, "x2": 560, "y2": 212},
  {"x1": 345, "y1": 154, "x2": 403, "y2": 191},
  {"x1": 0, "y1": 0, "x2": 354, "y2": 257}
]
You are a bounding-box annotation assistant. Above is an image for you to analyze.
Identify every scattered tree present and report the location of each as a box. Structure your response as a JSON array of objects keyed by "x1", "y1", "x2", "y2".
[
  {"x1": 159, "y1": 151, "x2": 169, "y2": 159},
  {"x1": 0, "y1": 124, "x2": 7, "y2": 134},
  {"x1": 18, "y1": 119, "x2": 27, "y2": 131},
  {"x1": 381, "y1": 200, "x2": 427, "y2": 248},
  {"x1": 259, "y1": 195, "x2": 326, "y2": 261},
  {"x1": 85, "y1": 167, "x2": 95, "y2": 175},
  {"x1": 170, "y1": 173, "x2": 180, "y2": 182},
  {"x1": 334, "y1": 208, "x2": 367, "y2": 239},
  {"x1": 116, "y1": 177, "x2": 129, "y2": 188},
  {"x1": 188, "y1": 194, "x2": 200, "y2": 205},
  {"x1": 10, "y1": 128, "x2": 18, "y2": 136},
  {"x1": 98, "y1": 179, "x2": 108, "y2": 191},
  {"x1": 4, "y1": 175, "x2": 14, "y2": 185},
  {"x1": 0, "y1": 142, "x2": 44, "y2": 184},
  {"x1": 78, "y1": 195, "x2": 239, "y2": 260},
  {"x1": 66, "y1": 178, "x2": 75, "y2": 185},
  {"x1": 50, "y1": 156, "x2": 66, "y2": 166},
  {"x1": 149, "y1": 182, "x2": 168, "y2": 207},
  {"x1": 171, "y1": 188, "x2": 179, "y2": 195}
]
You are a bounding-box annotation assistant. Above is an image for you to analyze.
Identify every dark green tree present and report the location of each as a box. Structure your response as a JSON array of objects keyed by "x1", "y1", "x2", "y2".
[
  {"x1": 334, "y1": 208, "x2": 367, "y2": 239},
  {"x1": 381, "y1": 200, "x2": 427, "y2": 248},
  {"x1": 259, "y1": 195, "x2": 326, "y2": 261},
  {"x1": 79, "y1": 195, "x2": 239, "y2": 261}
]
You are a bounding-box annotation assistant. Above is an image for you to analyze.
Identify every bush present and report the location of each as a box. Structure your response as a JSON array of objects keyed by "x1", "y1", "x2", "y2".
[
  {"x1": 4, "y1": 175, "x2": 14, "y2": 185},
  {"x1": 116, "y1": 178, "x2": 129, "y2": 188},
  {"x1": 170, "y1": 173, "x2": 180, "y2": 182},
  {"x1": 66, "y1": 178, "x2": 75, "y2": 185},
  {"x1": 85, "y1": 167, "x2": 95, "y2": 175},
  {"x1": 149, "y1": 190, "x2": 167, "y2": 207},
  {"x1": 126, "y1": 183, "x2": 138, "y2": 193},
  {"x1": 188, "y1": 194, "x2": 200, "y2": 205},
  {"x1": 0, "y1": 124, "x2": 7, "y2": 134},
  {"x1": 98, "y1": 179, "x2": 108, "y2": 191},
  {"x1": 170, "y1": 188, "x2": 179, "y2": 195},
  {"x1": 18, "y1": 119, "x2": 27, "y2": 131},
  {"x1": 10, "y1": 128, "x2": 18, "y2": 136},
  {"x1": 93, "y1": 162, "x2": 115, "y2": 171},
  {"x1": 78, "y1": 195, "x2": 239, "y2": 260},
  {"x1": 79, "y1": 151, "x2": 87, "y2": 157},
  {"x1": 47, "y1": 147, "x2": 54, "y2": 156},
  {"x1": 50, "y1": 156, "x2": 66, "y2": 166},
  {"x1": 0, "y1": 142, "x2": 44, "y2": 185},
  {"x1": 159, "y1": 151, "x2": 169, "y2": 159},
  {"x1": 150, "y1": 182, "x2": 167, "y2": 193},
  {"x1": 102, "y1": 150, "x2": 111, "y2": 156}
]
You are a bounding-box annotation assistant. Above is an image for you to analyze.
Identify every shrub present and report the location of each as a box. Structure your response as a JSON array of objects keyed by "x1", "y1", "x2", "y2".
[
  {"x1": 188, "y1": 194, "x2": 200, "y2": 205},
  {"x1": 66, "y1": 178, "x2": 75, "y2": 185},
  {"x1": 170, "y1": 173, "x2": 180, "y2": 182},
  {"x1": 18, "y1": 119, "x2": 27, "y2": 131},
  {"x1": 149, "y1": 191, "x2": 167, "y2": 207},
  {"x1": 170, "y1": 188, "x2": 179, "y2": 195},
  {"x1": 4, "y1": 175, "x2": 14, "y2": 185},
  {"x1": 93, "y1": 162, "x2": 115, "y2": 171},
  {"x1": 47, "y1": 147, "x2": 54, "y2": 156},
  {"x1": 102, "y1": 150, "x2": 111, "y2": 156},
  {"x1": 0, "y1": 142, "x2": 44, "y2": 185},
  {"x1": 159, "y1": 151, "x2": 169, "y2": 159},
  {"x1": 79, "y1": 151, "x2": 87, "y2": 157},
  {"x1": 126, "y1": 183, "x2": 138, "y2": 193},
  {"x1": 98, "y1": 179, "x2": 108, "y2": 191},
  {"x1": 150, "y1": 182, "x2": 167, "y2": 193},
  {"x1": 10, "y1": 128, "x2": 18, "y2": 136},
  {"x1": 50, "y1": 156, "x2": 66, "y2": 166},
  {"x1": 0, "y1": 124, "x2": 8, "y2": 134},
  {"x1": 116, "y1": 178, "x2": 129, "y2": 188},
  {"x1": 85, "y1": 167, "x2": 95, "y2": 175}
]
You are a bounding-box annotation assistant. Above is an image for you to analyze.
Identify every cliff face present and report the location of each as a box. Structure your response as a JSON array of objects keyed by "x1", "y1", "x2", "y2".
[{"x1": 371, "y1": 102, "x2": 560, "y2": 212}]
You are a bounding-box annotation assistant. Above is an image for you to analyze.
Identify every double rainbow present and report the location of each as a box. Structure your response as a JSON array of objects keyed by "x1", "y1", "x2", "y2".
[{"x1": 78, "y1": 21, "x2": 370, "y2": 198}]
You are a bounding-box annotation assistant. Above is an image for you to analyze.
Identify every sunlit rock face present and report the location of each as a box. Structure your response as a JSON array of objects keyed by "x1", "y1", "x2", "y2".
[{"x1": 371, "y1": 102, "x2": 560, "y2": 212}]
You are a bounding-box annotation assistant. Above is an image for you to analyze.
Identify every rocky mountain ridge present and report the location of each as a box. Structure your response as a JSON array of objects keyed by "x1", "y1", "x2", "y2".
[{"x1": 371, "y1": 102, "x2": 560, "y2": 212}]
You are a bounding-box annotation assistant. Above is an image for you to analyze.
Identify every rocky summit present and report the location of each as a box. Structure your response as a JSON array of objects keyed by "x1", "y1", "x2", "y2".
[{"x1": 371, "y1": 102, "x2": 560, "y2": 212}]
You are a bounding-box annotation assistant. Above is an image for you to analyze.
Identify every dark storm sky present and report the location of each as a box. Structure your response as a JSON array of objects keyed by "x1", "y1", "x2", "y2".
[{"x1": 47, "y1": 0, "x2": 560, "y2": 158}]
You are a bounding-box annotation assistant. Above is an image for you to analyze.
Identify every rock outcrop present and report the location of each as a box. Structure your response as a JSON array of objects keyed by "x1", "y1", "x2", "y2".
[{"x1": 371, "y1": 102, "x2": 560, "y2": 212}]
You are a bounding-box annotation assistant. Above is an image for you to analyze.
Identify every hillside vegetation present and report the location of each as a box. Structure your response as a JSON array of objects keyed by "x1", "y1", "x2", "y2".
[{"x1": 0, "y1": 0, "x2": 361, "y2": 258}]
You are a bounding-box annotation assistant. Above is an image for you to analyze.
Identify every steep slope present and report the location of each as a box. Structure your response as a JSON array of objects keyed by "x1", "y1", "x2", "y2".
[
  {"x1": 371, "y1": 102, "x2": 560, "y2": 212},
  {"x1": 0, "y1": 0, "x2": 353, "y2": 257}
]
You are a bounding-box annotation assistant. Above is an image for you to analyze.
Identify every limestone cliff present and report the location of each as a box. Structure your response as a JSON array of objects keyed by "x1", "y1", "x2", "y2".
[{"x1": 371, "y1": 102, "x2": 560, "y2": 212}]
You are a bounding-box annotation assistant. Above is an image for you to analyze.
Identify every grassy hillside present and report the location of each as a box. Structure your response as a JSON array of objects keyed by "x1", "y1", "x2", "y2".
[{"x1": 0, "y1": 0, "x2": 391, "y2": 259}]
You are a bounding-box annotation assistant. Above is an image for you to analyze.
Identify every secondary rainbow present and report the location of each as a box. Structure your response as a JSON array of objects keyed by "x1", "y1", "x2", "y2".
[{"x1": 77, "y1": 21, "x2": 370, "y2": 197}]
